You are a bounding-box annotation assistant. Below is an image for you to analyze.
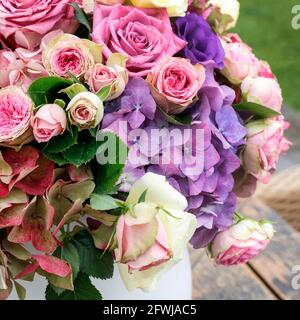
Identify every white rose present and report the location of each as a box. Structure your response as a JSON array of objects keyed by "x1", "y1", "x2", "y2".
[
  {"x1": 208, "y1": 0, "x2": 240, "y2": 33},
  {"x1": 117, "y1": 173, "x2": 197, "y2": 291}
]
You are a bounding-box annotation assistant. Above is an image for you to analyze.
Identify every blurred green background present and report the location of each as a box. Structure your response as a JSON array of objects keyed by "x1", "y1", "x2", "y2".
[{"x1": 234, "y1": 0, "x2": 300, "y2": 111}]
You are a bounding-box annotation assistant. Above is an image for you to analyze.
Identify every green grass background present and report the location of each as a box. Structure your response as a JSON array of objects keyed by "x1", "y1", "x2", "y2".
[{"x1": 233, "y1": 0, "x2": 300, "y2": 110}]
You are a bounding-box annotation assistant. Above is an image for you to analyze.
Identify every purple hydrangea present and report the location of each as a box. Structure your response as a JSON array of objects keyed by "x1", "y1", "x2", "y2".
[
  {"x1": 101, "y1": 68, "x2": 246, "y2": 249},
  {"x1": 175, "y1": 13, "x2": 225, "y2": 69}
]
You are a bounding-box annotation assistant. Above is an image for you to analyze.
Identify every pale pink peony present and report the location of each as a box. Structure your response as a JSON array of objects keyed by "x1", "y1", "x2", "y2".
[
  {"x1": 221, "y1": 34, "x2": 260, "y2": 85},
  {"x1": 243, "y1": 117, "x2": 291, "y2": 184},
  {"x1": 147, "y1": 56, "x2": 205, "y2": 114},
  {"x1": 92, "y1": 4, "x2": 187, "y2": 77},
  {"x1": 241, "y1": 76, "x2": 283, "y2": 112},
  {"x1": 212, "y1": 219, "x2": 274, "y2": 266},
  {"x1": 32, "y1": 104, "x2": 67, "y2": 143},
  {"x1": 0, "y1": 48, "x2": 47, "y2": 91},
  {"x1": 0, "y1": 0, "x2": 78, "y2": 50},
  {"x1": 0, "y1": 87, "x2": 33, "y2": 146}
]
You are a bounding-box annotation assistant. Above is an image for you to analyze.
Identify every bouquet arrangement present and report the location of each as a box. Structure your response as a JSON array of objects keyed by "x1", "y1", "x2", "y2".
[{"x1": 0, "y1": 0, "x2": 290, "y2": 300}]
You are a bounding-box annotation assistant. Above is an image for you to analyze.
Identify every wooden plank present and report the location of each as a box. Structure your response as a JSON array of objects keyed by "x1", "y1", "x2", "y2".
[
  {"x1": 189, "y1": 247, "x2": 276, "y2": 300},
  {"x1": 239, "y1": 199, "x2": 300, "y2": 300}
]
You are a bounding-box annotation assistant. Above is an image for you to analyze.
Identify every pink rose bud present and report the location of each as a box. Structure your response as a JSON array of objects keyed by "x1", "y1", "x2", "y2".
[
  {"x1": 241, "y1": 76, "x2": 283, "y2": 112},
  {"x1": 32, "y1": 104, "x2": 67, "y2": 143},
  {"x1": 84, "y1": 53, "x2": 128, "y2": 100},
  {"x1": 243, "y1": 116, "x2": 291, "y2": 184},
  {"x1": 221, "y1": 34, "x2": 259, "y2": 85},
  {"x1": 147, "y1": 56, "x2": 205, "y2": 114},
  {"x1": 212, "y1": 219, "x2": 274, "y2": 266},
  {"x1": 0, "y1": 86, "x2": 33, "y2": 146},
  {"x1": 258, "y1": 60, "x2": 275, "y2": 79}
]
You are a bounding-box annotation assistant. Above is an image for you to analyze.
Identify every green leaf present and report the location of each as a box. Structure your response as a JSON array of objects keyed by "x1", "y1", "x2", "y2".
[
  {"x1": 59, "y1": 83, "x2": 87, "y2": 99},
  {"x1": 234, "y1": 102, "x2": 281, "y2": 118},
  {"x1": 138, "y1": 189, "x2": 148, "y2": 203},
  {"x1": 43, "y1": 151, "x2": 69, "y2": 166},
  {"x1": 67, "y1": 71, "x2": 83, "y2": 85},
  {"x1": 69, "y1": 3, "x2": 91, "y2": 33},
  {"x1": 72, "y1": 230, "x2": 114, "y2": 279},
  {"x1": 158, "y1": 106, "x2": 192, "y2": 126},
  {"x1": 62, "y1": 134, "x2": 101, "y2": 167},
  {"x1": 13, "y1": 280, "x2": 26, "y2": 300},
  {"x1": 90, "y1": 194, "x2": 120, "y2": 211},
  {"x1": 94, "y1": 133, "x2": 128, "y2": 194},
  {"x1": 43, "y1": 127, "x2": 78, "y2": 154},
  {"x1": 96, "y1": 85, "x2": 112, "y2": 102},
  {"x1": 28, "y1": 76, "x2": 72, "y2": 106},
  {"x1": 45, "y1": 272, "x2": 102, "y2": 300}
]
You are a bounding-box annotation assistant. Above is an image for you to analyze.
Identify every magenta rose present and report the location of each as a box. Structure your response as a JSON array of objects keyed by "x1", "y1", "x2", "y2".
[
  {"x1": 32, "y1": 104, "x2": 67, "y2": 143},
  {"x1": 0, "y1": 86, "x2": 33, "y2": 146},
  {"x1": 0, "y1": 0, "x2": 78, "y2": 50},
  {"x1": 212, "y1": 219, "x2": 274, "y2": 266},
  {"x1": 243, "y1": 116, "x2": 291, "y2": 184},
  {"x1": 92, "y1": 4, "x2": 187, "y2": 77},
  {"x1": 147, "y1": 56, "x2": 206, "y2": 114}
]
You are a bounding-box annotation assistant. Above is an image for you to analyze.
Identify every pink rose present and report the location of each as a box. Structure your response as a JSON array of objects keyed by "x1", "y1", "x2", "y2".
[
  {"x1": 0, "y1": 0, "x2": 78, "y2": 50},
  {"x1": 221, "y1": 34, "x2": 259, "y2": 85},
  {"x1": 32, "y1": 104, "x2": 67, "y2": 143},
  {"x1": 92, "y1": 4, "x2": 187, "y2": 77},
  {"x1": 212, "y1": 219, "x2": 274, "y2": 266},
  {"x1": 85, "y1": 64, "x2": 117, "y2": 93},
  {"x1": 147, "y1": 56, "x2": 205, "y2": 114},
  {"x1": 0, "y1": 87, "x2": 33, "y2": 146},
  {"x1": 241, "y1": 76, "x2": 283, "y2": 112},
  {"x1": 84, "y1": 53, "x2": 128, "y2": 100},
  {"x1": 115, "y1": 203, "x2": 172, "y2": 273},
  {"x1": 243, "y1": 116, "x2": 291, "y2": 184},
  {"x1": 258, "y1": 60, "x2": 275, "y2": 79},
  {"x1": 0, "y1": 48, "x2": 47, "y2": 91},
  {"x1": 42, "y1": 34, "x2": 102, "y2": 79}
]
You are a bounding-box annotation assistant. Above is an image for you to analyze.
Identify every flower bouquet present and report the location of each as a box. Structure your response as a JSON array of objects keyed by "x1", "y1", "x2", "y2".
[{"x1": 0, "y1": 0, "x2": 291, "y2": 300}]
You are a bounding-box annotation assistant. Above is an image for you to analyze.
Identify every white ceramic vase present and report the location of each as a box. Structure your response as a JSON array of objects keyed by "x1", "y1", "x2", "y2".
[{"x1": 8, "y1": 249, "x2": 192, "y2": 300}]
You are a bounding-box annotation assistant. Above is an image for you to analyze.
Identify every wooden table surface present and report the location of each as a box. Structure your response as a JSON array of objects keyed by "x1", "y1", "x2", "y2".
[{"x1": 190, "y1": 199, "x2": 300, "y2": 300}]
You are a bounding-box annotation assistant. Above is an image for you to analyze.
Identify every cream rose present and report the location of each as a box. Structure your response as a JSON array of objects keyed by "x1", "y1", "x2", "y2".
[
  {"x1": 66, "y1": 92, "x2": 104, "y2": 130},
  {"x1": 116, "y1": 173, "x2": 197, "y2": 291},
  {"x1": 130, "y1": 0, "x2": 189, "y2": 17}
]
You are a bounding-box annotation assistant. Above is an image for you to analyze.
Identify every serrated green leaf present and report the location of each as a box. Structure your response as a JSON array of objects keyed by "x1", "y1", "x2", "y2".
[
  {"x1": 43, "y1": 127, "x2": 78, "y2": 154},
  {"x1": 69, "y1": 3, "x2": 91, "y2": 33},
  {"x1": 62, "y1": 134, "x2": 101, "y2": 167},
  {"x1": 72, "y1": 230, "x2": 114, "y2": 279},
  {"x1": 43, "y1": 151, "x2": 69, "y2": 166},
  {"x1": 28, "y1": 76, "x2": 72, "y2": 106},
  {"x1": 90, "y1": 194, "x2": 120, "y2": 211},
  {"x1": 234, "y1": 102, "x2": 281, "y2": 118},
  {"x1": 45, "y1": 272, "x2": 102, "y2": 300}
]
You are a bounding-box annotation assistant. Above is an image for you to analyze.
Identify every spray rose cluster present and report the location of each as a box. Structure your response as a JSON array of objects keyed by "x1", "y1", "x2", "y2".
[{"x1": 0, "y1": 0, "x2": 290, "y2": 300}]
